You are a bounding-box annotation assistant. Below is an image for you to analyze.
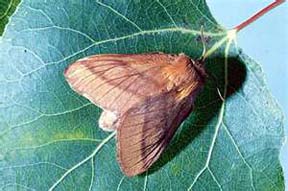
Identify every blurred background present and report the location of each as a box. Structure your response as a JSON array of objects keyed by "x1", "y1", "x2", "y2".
[{"x1": 206, "y1": 0, "x2": 288, "y2": 189}]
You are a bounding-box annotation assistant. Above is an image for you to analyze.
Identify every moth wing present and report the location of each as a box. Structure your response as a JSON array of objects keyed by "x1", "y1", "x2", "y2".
[
  {"x1": 64, "y1": 54, "x2": 170, "y2": 113},
  {"x1": 117, "y1": 92, "x2": 194, "y2": 176}
]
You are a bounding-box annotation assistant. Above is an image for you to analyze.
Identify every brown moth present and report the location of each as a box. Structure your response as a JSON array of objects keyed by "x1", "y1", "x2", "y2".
[{"x1": 64, "y1": 53, "x2": 206, "y2": 176}]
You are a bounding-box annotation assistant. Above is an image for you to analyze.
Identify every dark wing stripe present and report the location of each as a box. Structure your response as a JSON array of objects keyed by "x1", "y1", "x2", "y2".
[{"x1": 122, "y1": 137, "x2": 164, "y2": 165}]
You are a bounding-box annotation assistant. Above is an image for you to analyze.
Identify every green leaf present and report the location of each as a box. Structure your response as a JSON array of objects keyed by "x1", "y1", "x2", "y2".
[
  {"x1": 0, "y1": 0, "x2": 21, "y2": 36},
  {"x1": 0, "y1": 0, "x2": 285, "y2": 190}
]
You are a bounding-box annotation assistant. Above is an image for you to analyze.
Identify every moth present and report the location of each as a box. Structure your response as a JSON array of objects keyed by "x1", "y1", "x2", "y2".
[{"x1": 64, "y1": 53, "x2": 206, "y2": 176}]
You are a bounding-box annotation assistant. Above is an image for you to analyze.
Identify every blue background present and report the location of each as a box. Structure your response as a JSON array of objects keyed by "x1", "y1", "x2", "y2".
[{"x1": 207, "y1": 0, "x2": 288, "y2": 188}]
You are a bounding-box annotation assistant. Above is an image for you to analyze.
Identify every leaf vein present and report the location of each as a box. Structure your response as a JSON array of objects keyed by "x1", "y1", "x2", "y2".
[
  {"x1": 0, "y1": 161, "x2": 68, "y2": 171},
  {"x1": 6, "y1": 138, "x2": 101, "y2": 152},
  {"x1": 117, "y1": 176, "x2": 125, "y2": 191},
  {"x1": 222, "y1": 122, "x2": 255, "y2": 191},
  {"x1": 21, "y1": 25, "x2": 96, "y2": 43},
  {"x1": 48, "y1": 131, "x2": 116, "y2": 191},
  {"x1": 21, "y1": 27, "x2": 224, "y2": 78},
  {"x1": 156, "y1": 0, "x2": 178, "y2": 28},
  {"x1": 88, "y1": 158, "x2": 95, "y2": 191},
  {"x1": 208, "y1": 167, "x2": 223, "y2": 190},
  {"x1": 95, "y1": 0, "x2": 143, "y2": 31}
]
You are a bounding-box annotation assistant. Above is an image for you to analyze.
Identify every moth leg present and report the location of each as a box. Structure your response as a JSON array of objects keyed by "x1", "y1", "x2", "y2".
[{"x1": 99, "y1": 110, "x2": 119, "y2": 132}]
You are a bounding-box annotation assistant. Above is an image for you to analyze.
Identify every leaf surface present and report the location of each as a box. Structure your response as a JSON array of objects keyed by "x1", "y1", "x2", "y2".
[{"x1": 0, "y1": 0, "x2": 284, "y2": 190}]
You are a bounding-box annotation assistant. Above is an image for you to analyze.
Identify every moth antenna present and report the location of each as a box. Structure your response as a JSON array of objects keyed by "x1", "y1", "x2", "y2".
[{"x1": 199, "y1": 25, "x2": 207, "y2": 62}]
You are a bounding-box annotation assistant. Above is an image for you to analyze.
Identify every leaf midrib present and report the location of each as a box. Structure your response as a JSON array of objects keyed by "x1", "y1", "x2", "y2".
[{"x1": 11, "y1": 27, "x2": 225, "y2": 78}]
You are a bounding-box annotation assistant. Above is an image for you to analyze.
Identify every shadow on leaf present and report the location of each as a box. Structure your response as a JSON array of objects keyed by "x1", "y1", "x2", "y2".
[{"x1": 145, "y1": 55, "x2": 247, "y2": 175}]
